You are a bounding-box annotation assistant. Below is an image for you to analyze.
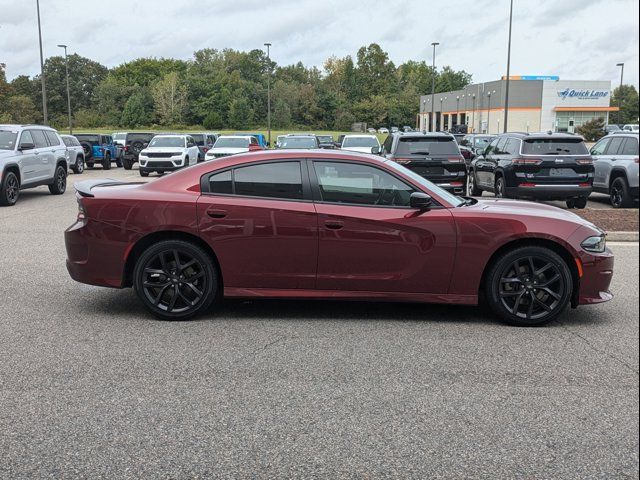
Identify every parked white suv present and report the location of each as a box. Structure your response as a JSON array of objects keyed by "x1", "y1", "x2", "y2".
[
  {"x1": 137, "y1": 134, "x2": 199, "y2": 177},
  {"x1": 340, "y1": 134, "x2": 381, "y2": 154},
  {"x1": 205, "y1": 135, "x2": 261, "y2": 160},
  {"x1": 0, "y1": 124, "x2": 69, "y2": 206}
]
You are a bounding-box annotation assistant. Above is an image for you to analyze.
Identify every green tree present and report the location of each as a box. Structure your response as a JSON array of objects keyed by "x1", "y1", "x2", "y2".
[
  {"x1": 576, "y1": 117, "x2": 606, "y2": 141},
  {"x1": 121, "y1": 89, "x2": 153, "y2": 127},
  {"x1": 2, "y1": 95, "x2": 38, "y2": 123},
  {"x1": 354, "y1": 43, "x2": 396, "y2": 100},
  {"x1": 611, "y1": 85, "x2": 639, "y2": 124},
  {"x1": 203, "y1": 111, "x2": 224, "y2": 130},
  {"x1": 152, "y1": 72, "x2": 188, "y2": 125},
  {"x1": 0, "y1": 63, "x2": 10, "y2": 112},
  {"x1": 110, "y1": 57, "x2": 187, "y2": 87},
  {"x1": 227, "y1": 97, "x2": 254, "y2": 129},
  {"x1": 272, "y1": 98, "x2": 291, "y2": 128}
]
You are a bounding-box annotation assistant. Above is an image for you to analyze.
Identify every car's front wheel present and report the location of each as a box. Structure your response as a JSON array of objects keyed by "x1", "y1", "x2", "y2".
[
  {"x1": 134, "y1": 240, "x2": 218, "y2": 320},
  {"x1": 0, "y1": 171, "x2": 20, "y2": 206},
  {"x1": 467, "y1": 171, "x2": 482, "y2": 196},
  {"x1": 485, "y1": 246, "x2": 573, "y2": 326}
]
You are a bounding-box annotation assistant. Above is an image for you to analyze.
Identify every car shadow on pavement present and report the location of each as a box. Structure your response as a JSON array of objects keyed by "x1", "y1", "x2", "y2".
[{"x1": 81, "y1": 288, "x2": 498, "y2": 326}]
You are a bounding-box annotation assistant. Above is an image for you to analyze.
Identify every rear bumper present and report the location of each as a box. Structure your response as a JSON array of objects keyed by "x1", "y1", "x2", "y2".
[
  {"x1": 65, "y1": 219, "x2": 135, "y2": 288},
  {"x1": 506, "y1": 184, "x2": 592, "y2": 200}
]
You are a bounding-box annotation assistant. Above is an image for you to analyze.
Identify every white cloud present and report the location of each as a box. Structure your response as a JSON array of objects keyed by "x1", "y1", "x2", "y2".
[{"x1": 0, "y1": 0, "x2": 637, "y2": 89}]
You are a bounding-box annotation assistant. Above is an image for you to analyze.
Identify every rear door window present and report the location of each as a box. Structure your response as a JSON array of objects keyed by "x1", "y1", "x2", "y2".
[
  {"x1": 504, "y1": 138, "x2": 520, "y2": 155},
  {"x1": 590, "y1": 138, "x2": 611, "y2": 155},
  {"x1": 522, "y1": 139, "x2": 589, "y2": 155},
  {"x1": 44, "y1": 131, "x2": 60, "y2": 146},
  {"x1": 605, "y1": 137, "x2": 625, "y2": 155},
  {"x1": 234, "y1": 162, "x2": 303, "y2": 200},
  {"x1": 620, "y1": 137, "x2": 639, "y2": 156},
  {"x1": 208, "y1": 171, "x2": 233, "y2": 194}
]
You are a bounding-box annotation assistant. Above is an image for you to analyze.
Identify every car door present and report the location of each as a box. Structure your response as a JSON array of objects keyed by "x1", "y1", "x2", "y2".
[
  {"x1": 590, "y1": 137, "x2": 612, "y2": 189},
  {"x1": 310, "y1": 160, "x2": 456, "y2": 294},
  {"x1": 29, "y1": 129, "x2": 54, "y2": 181},
  {"x1": 601, "y1": 137, "x2": 625, "y2": 188},
  {"x1": 475, "y1": 138, "x2": 499, "y2": 188},
  {"x1": 197, "y1": 160, "x2": 318, "y2": 290},
  {"x1": 16, "y1": 131, "x2": 39, "y2": 185}
]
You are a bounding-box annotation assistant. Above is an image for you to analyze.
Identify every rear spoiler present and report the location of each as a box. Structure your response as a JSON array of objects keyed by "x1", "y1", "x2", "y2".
[{"x1": 74, "y1": 179, "x2": 144, "y2": 198}]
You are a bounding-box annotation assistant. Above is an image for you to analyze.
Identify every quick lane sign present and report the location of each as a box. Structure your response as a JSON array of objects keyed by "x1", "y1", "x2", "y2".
[{"x1": 557, "y1": 89, "x2": 609, "y2": 100}]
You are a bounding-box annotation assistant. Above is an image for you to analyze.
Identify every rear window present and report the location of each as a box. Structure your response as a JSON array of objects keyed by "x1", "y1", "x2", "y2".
[
  {"x1": 190, "y1": 134, "x2": 206, "y2": 146},
  {"x1": 126, "y1": 133, "x2": 154, "y2": 143},
  {"x1": 279, "y1": 137, "x2": 317, "y2": 149},
  {"x1": 214, "y1": 137, "x2": 250, "y2": 148},
  {"x1": 75, "y1": 134, "x2": 100, "y2": 145},
  {"x1": 342, "y1": 136, "x2": 379, "y2": 148},
  {"x1": 522, "y1": 138, "x2": 588, "y2": 155},
  {"x1": 396, "y1": 137, "x2": 459, "y2": 155}
]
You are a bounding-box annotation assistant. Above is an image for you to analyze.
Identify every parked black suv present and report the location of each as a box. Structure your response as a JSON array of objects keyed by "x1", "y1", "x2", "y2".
[
  {"x1": 467, "y1": 133, "x2": 594, "y2": 209},
  {"x1": 122, "y1": 132, "x2": 155, "y2": 170},
  {"x1": 381, "y1": 132, "x2": 467, "y2": 194}
]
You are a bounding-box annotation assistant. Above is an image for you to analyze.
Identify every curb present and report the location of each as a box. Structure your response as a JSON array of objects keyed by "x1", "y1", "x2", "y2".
[{"x1": 606, "y1": 231, "x2": 639, "y2": 242}]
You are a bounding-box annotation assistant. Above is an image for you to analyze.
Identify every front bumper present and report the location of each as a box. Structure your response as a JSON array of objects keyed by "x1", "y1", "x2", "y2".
[
  {"x1": 139, "y1": 158, "x2": 185, "y2": 172},
  {"x1": 577, "y1": 248, "x2": 614, "y2": 305}
]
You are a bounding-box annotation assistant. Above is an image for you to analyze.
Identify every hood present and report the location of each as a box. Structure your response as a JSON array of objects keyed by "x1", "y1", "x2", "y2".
[
  {"x1": 472, "y1": 198, "x2": 597, "y2": 229},
  {"x1": 0, "y1": 149, "x2": 19, "y2": 160},
  {"x1": 142, "y1": 147, "x2": 184, "y2": 154},
  {"x1": 207, "y1": 147, "x2": 248, "y2": 155}
]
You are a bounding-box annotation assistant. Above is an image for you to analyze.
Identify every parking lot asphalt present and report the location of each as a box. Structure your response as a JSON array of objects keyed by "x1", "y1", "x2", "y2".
[{"x1": 1, "y1": 167, "x2": 638, "y2": 478}]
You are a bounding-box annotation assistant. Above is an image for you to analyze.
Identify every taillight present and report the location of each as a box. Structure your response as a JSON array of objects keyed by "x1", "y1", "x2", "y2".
[
  {"x1": 576, "y1": 157, "x2": 593, "y2": 165},
  {"x1": 203, "y1": 147, "x2": 209, "y2": 153},
  {"x1": 512, "y1": 158, "x2": 543, "y2": 165},
  {"x1": 77, "y1": 197, "x2": 87, "y2": 221},
  {"x1": 448, "y1": 156, "x2": 464, "y2": 163},
  {"x1": 124, "y1": 146, "x2": 129, "y2": 152},
  {"x1": 635, "y1": 157, "x2": 639, "y2": 164}
]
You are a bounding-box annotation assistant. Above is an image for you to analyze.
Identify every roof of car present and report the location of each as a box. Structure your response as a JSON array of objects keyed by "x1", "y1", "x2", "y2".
[
  {"x1": 392, "y1": 131, "x2": 454, "y2": 138},
  {"x1": 0, "y1": 124, "x2": 55, "y2": 130},
  {"x1": 499, "y1": 132, "x2": 585, "y2": 140}
]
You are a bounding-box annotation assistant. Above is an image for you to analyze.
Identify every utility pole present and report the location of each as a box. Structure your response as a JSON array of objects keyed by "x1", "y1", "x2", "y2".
[
  {"x1": 58, "y1": 44, "x2": 72, "y2": 133},
  {"x1": 264, "y1": 43, "x2": 272, "y2": 147},
  {"x1": 616, "y1": 63, "x2": 624, "y2": 125},
  {"x1": 36, "y1": 0, "x2": 48, "y2": 124},
  {"x1": 430, "y1": 42, "x2": 439, "y2": 133},
  {"x1": 503, "y1": 0, "x2": 514, "y2": 133}
]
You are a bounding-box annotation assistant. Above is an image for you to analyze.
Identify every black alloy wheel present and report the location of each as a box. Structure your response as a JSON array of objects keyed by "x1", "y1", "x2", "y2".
[
  {"x1": 486, "y1": 246, "x2": 572, "y2": 326},
  {"x1": 467, "y1": 172, "x2": 481, "y2": 196},
  {"x1": 134, "y1": 240, "x2": 218, "y2": 320},
  {"x1": 495, "y1": 177, "x2": 506, "y2": 198},
  {"x1": 74, "y1": 156, "x2": 84, "y2": 174},
  {"x1": 610, "y1": 177, "x2": 632, "y2": 209},
  {"x1": 48, "y1": 166, "x2": 67, "y2": 195},
  {"x1": 0, "y1": 171, "x2": 20, "y2": 206}
]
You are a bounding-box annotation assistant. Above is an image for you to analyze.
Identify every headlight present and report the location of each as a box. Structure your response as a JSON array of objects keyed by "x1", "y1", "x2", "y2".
[{"x1": 581, "y1": 235, "x2": 606, "y2": 253}]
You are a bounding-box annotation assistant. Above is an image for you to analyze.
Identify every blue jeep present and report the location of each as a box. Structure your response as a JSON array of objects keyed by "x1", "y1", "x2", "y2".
[
  {"x1": 234, "y1": 133, "x2": 269, "y2": 148},
  {"x1": 74, "y1": 134, "x2": 122, "y2": 170}
]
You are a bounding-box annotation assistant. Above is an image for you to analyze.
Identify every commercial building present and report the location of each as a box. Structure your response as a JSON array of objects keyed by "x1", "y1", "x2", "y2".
[{"x1": 418, "y1": 76, "x2": 618, "y2": 134}]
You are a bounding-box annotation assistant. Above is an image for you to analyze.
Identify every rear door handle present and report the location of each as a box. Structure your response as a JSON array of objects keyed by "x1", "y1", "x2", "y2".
[
  {"x1": 207, "y1": 209, "x2": 227, "y2": 219},
  {"x1": 325, "y1": 220, "x2": 344, "y2": 230}
]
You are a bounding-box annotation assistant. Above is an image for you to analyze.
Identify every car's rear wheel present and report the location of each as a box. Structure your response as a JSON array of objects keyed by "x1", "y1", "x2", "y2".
[
  {"x1": 133, "y1": 240, "x2": 218, "y2": 320},
  {"x1": 122, "y1": 158, "x2": 133, "y2": 170},
  {"x1": 102, "y1": 154, "x2": 111, "y2": 170},
  {"x1": 467, "y1": 171, "x2": 482, "y2": 196},
  {"x1": 610, "y1": 177, "x2": 633, "y2": 208},
  {"x1": 48, "y1": 165, "x2": 67, "y2": 195},
  {"x1": 485, "y1": 246, "x2": 573, "y2": 326},
  {"x1": 71, "y1": 156, "x2": 84, "y2": 174},
  {"x1": 574, "y1": 196, "x2": 588, "y2": 209},
  {"x1": 495, "y1": 177, "x2": 506, "y2": 198},
  {"x1": 0, "y1": 171, "x2": 20, "y2": 206}
]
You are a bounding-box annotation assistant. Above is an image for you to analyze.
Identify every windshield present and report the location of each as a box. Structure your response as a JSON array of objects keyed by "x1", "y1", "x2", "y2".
[
  {"x1": 189, "y1": 134, "x2": 206, "y2": 145},
  {"x1": 474, "y1": 136, "x2": 495, "y2": 148},
  {"x1": 113, "y1": 133, "x2": 126, "y2": 140},
  {"x1": 75, "y1": 134, "x2": 100, "y2": 144},
  {"x1": 396, "y1": 137, "x2": 459, "y2": 156},
  {"x1": 148, "y1": 137, "x2": 185, "y2": 148},
  {"x1": 343, "y1": 136, "x2": 379, "y2": 148},
  {"x1": 522, "y1": 139, "x2": 589, "y2": 155},
  {"x1": 385, "y1": 160, "x2": 465, "y2": 207},
  {"x1": 214, "y1": 137, "x2": 250, "y2": 148},
  {"x1": 279, "y1": 137, "x2": 317, "y2": 149},
  {"x1": 0, "y1": 131, "x2": 18, "y2": 150}
]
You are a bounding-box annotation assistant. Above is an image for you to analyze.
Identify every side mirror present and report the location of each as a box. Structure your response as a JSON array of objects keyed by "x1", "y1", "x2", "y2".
[
  {"x1": 371, "y1": 146, "x2": 381, "y2": 155},
  {"x1": 410, "y1": 192, "x2": 433, "y2": 210},
  {"x1": 19, "y1": 142, "x2": 35, "y2": 151}
]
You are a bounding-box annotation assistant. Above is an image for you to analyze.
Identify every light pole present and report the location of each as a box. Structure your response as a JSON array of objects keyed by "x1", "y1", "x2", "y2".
[
  {"x1": 487, "y1": 90, "x2": 495, "y2": 133},
  {"x1": 503, "y1": 0, "x2": 514, "y2": 133},
  {"x1": 422, "y1": 99, "x2": 427, "y2": 132},
  {"x1": 36, "y1": 0, "x2": 48, "y2": 124},
  {"x1": 616, "y1": 62, "x2": 624, "y2": 125},
  {"x1": 471, "y1": 94, "x2": 476, "y2": 133},
  {"x1": 455, "y1": 95, "x2": 460, "y2": 128},
  {"x1": 430, "y1": 42, "x2": 439, "y2": 133},
  {"x1": 264, "y1": 42, "x2": 272, "y2": 147},
  {"x1": 57, "y1": 44, "x2": 72, "y2": 134}
]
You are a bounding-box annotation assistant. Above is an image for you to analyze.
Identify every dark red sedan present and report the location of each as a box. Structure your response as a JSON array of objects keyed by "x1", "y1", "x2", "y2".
[{"x1": 65, "y1": 150, "x2": 614, "y2": 326}]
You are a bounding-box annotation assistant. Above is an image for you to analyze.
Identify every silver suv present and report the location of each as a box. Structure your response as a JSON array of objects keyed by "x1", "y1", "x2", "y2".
[
  {"x1": 590, "y1": 133, "x2": 639, "y2": 208},
  {"x1": 0, "y1": 124, "x2": 69, "y2": 206}
]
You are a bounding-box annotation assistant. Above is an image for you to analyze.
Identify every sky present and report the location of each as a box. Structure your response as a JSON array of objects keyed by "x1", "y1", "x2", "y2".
[{"x1": 0, "y1": 0, "x2": 638, "y2": 89}]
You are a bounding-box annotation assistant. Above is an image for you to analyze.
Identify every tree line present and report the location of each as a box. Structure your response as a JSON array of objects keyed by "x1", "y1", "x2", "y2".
[{"x1": 0, "y1": 43, "x2": 474, "y2": 131}]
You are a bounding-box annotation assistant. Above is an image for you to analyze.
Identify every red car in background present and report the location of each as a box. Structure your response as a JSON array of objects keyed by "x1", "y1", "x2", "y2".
[{"x1": 64, "y1": 150, "x2": 614, "y2": 326}]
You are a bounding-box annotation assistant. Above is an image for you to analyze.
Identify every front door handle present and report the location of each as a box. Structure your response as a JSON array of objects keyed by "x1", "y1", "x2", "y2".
[
  {"x1": 325, "y1": 220, "x2": 344, "y2": 230},
  {"x1": 207, "y1": 209, "x2": 227, "y2": 219}
]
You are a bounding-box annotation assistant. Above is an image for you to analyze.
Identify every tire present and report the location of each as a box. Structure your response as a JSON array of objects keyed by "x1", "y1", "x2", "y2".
[
  {"x1": 139, "y1": 169, "x2": 149, "y2": 177},
  {"x1": 48, "y1": 165, "x2": 67, "y2": 195},
  {"x1": 574, "y1": 197, "x2": 588, "y2": 209},
  {"x1": 131, "y1": 141, "x2": 144, "y2": 156},
  {"x1": 565, "y1": 198, "x2": 576, "y2": 209},
  {"x1": 495, "y1": 176, "x2": 506, "y2": 198},
  {"x1": 610, "y1": 176, "x2": 633, "y2": 208},
  {"x1": 115, "y1": 158, "x2": 123, "y2": 168},
  {"x1": 80, "y1": 142, "x2": 93, "y2": 161},
  {"x1": 0, "y1": 171, "x2": 20, "y2": 206},
  {"x1": 102, "y1": 154, "x2": 111, "y2": 170},
  {"x1": 122, "y1": 158, "x2": 133, "y2": 170},
  {"x1": 485, "y1": 246, "x2": 573, "y2": 326},
  {"x1": 467, "y1": 170, "x2": 482, "y2": 196},
  {"x1": 133, "y1": 240, "x2": 218, "y2": 320},
  {"x1": 71, "y1": 155, "x2": 84, "y2": 174},
  {"x1": 86, "y1": 162, "x2": 94, "y2": 169}
]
